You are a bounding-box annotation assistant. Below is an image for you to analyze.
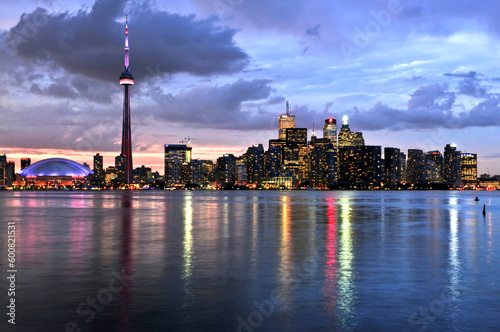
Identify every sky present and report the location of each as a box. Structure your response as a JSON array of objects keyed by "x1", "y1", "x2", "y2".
[{"x1": 1, "y1": 0, "x2": 500, "y2": 174}]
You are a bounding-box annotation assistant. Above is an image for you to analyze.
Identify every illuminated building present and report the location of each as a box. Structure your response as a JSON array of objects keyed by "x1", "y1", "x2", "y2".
[
  {"x1": 283, "y1": 128, "x2": 308, "y2": 181},
  {"x1": 265, "y1": 145, "x2": 282, "y2": 176},
  {"x1": 115, "y1": 155, "x2": 125, "y2": 184},
  {"x1": 21, "y1": 158, "x2": 31, "y2": 170},
  {"x1": 461, "y1": 153, "x2": 477, "y2": 187},
  {"x1": 384, "y1": 147, "x2": 405, "y2": 187},
  {"x1": 338, "y1": 116, "x2": 364, "y2": 148},
  {"x1": 444, "y1": 144, "x2": 462, "y2": 186},
  {"x1": 278, "y1": 100, "x2": 295, "y2": 140},
  {"x1": 338, "y1": 145, "x2": 382, "y2": 188},
  {"x1": 236, "y1": 157, "x2": 247, "y2": 185},
  {"x1": 189, "y1": 159, "x2": 204, "y2": 185},
  {"x1": 245, "y1": 144, "x2": 264, "y2": 185},
  {"x1": 119, "y1": 15, "x2": 135, "y2": 184},
  {"x1": 92, "y1": 153, "x2": 104, "y2": 185},
  {"x1": 164, "y1": 144, "x2": 192, "y2": 186},
  {"x1": 18, "y1": 158, "x2": 93, "y2": 188},
  {"x1": 215, "y1": 154, "x2": 236, "y2": 188},
  {"x1": 0, "y1": 154, "x2": 6, "y2": 186},
  {"x1": 310, "y1": 138, "x2": 336, "y2": 188},
  {"x1": 323, "y1": 118, "x2": 337, "y2": 143},
  {"x1": 422, "y1": 151, "x2": 443, "y2": 184},
  {"x1": 133, "y1": 165, "x2": 151, "y2": 185},
  {"x1": 201, "y1": 160, "x2": 214, "y2": 184},
  {"x1": 406, "y1": 149, "x2": 423, "y2": 184},
  {"x1": 5, "y1": 162, "x2": 15, "y2": 187},
  {"x1": 105, "y1": 166, "x2": 118, "y2": 185}
]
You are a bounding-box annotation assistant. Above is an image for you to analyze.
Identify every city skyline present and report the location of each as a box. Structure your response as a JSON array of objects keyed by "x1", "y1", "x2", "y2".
[{"x1": 1, "y1": 0, "x2": 500, "y2": 174}]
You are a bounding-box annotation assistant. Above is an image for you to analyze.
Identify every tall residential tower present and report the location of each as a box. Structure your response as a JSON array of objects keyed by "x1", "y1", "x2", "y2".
[{"x1": 119, "y1": 15, "x2": 134, "y2": 184}]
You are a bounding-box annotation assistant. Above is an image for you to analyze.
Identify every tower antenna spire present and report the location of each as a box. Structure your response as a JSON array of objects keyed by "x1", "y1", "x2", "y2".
[{"x1": 286, "y1": 100, "x2": 290, "y2": 115}]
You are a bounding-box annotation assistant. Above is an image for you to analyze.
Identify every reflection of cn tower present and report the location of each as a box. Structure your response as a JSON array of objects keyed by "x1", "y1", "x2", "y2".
[
  {"x1": 118, "y1": 192, "x2": 133, "y2": 331},
  {"x1": 119, "y1": 15, "x2": 135, "y2": 184}
]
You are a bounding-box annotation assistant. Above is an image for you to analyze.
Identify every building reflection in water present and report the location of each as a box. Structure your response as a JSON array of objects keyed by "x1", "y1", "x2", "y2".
[
  {"x1": 278, "y1": 194, "x2": 292, "y2": 309},
  {"x1": 118, "y1": 191, "x2": 133, "y2": 332},
  {"x1": 447, "y1": 197, "x2": 461, "y2": 325},
  {"x1": 338, "y1": 196, "x2": 356, "y2": 330},
  {"x1": 322, "y1": 197, "x2": 338, "y2": 320},
  {"x1": 183, "y1": 193, "x2": 194, "y2": 307}
]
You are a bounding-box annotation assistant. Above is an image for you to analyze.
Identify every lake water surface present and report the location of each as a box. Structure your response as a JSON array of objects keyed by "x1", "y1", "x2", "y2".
[{"x1": 0, "y1": 190, "x2": 499, "y2": 331}]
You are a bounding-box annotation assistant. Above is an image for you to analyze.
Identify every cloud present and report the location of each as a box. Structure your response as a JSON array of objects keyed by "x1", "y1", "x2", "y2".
[
  {"x1": 6, "y1": 0, "x2": 249, "y2": 84},
  {"x1": 306, "y1": 24, "x2": 321, "y2": 36},
  {"x1": 146, "y1": 78, "x2": 275, "y2": 130},
  {"x1": 407, "y1": 82, "x2": 454, "y2": 110}
]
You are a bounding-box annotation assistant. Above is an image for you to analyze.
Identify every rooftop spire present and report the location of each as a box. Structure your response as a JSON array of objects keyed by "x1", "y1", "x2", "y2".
[{"x1": 286, "y1": 100, "x2": 290, "y2": 115}]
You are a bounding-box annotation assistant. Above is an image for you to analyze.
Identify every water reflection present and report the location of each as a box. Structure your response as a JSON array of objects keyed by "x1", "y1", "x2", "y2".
[
  {"x1": 338, "y1": 197, "x2": 356, "y2": 330},
  {"x1": 183, "y1": 194, "x2": 194, "y2": 306},
  {"x1": 323, "y1": 197, "x2": 338, "y2": 320},
  {"x1": 118, "y1": 192, "x2": 133, "y2": 332},
  {"x1": 279, "y1": 194, "x2": 292, "y2": 308}
]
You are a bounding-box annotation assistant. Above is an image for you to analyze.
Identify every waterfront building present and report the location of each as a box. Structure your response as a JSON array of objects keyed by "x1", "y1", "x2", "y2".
[
  {"x1": 310, "y1": 138, "x2": 336, "y2": 188},
  {"x1": 215, "y1": 154, "x2": 236, "y2": 188},
  {"x1": 0, "y1": 154, "x2": 6, "y2": 186},
  {"x1": 406, "y1": 149, "x2": 424, "y2": 185},
  {"x1": 339, "y1": 145, "x2": 382, "y2": 188},
  {"x1": 18, "y1": 158, "x2": 93, "y2": 188},
  {"x1": 424, "y1": 151, "x2": 443, "y2": 182},
  {"x1": 461, "y1": 153, "x2": 477, "y2": 187},
  {"x1": 164, "y1": 144, "x2": 192, "y2": 186},
  {"x1": 444, "y1": 144, "x2": 462, "y2": 186},
  {"x1": 384, "y1": 147, "x2": 405, "y2": 187},
  {"x1": 245, "y1": 144, "x2": 265, "y2": 185}
]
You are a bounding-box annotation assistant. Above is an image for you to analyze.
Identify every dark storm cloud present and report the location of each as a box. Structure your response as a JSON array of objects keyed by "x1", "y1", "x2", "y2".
[
  {"x1": 147, "y1": 78, "x2": 275, "y2": 130},
  {"x1": 306, "y1": 24, "x2": 321, "y2": 36},
  {"x1": 6, "y1": 0, "x2": 249, "y2": 83},
  {"x1": 407, "y1": 83, "x2": 454, "y2": 110}
]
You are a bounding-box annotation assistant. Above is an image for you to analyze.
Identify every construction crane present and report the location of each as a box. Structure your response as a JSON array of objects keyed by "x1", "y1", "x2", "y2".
[{"x1": 179, "y1": 136, "x2": 199, "y2": 146}]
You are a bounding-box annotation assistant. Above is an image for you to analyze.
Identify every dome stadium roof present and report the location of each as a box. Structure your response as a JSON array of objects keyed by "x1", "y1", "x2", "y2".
[{"x1": 19, "y1": 158, "x2": 93, "y2": 177}]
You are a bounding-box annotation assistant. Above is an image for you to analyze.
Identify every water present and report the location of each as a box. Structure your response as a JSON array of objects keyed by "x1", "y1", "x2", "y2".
[{"x1": 0, "y1": 190, "x2": 499, "y2": 332}]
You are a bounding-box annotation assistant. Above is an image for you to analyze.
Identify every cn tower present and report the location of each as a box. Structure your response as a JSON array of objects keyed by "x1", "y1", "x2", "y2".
[{"x1": 119, "y1": 15, "x2": 134, "y2": 184}]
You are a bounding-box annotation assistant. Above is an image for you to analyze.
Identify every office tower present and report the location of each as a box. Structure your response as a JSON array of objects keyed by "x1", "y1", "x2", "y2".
[
  {"x1": 278, "y1": 100, "x2": 296, "y2": 140},
  {"x1": 338, "y1": 145, "x2": 382, "y2": 188},
  {"x1": 189, "y1": 160, "x2": 204, "y2": 185},
  {"x1": 384, "y1": 147, "x2": 405, "y2": 187},
  {"x1": 444, "y1": 144, "x2": 462, "y2": 186},
  {"x1": 215, "y1": 154, "x2": 236, "y2": 188},
  {"x1": 164, "y1": 144, "x2": 192, "y2": 186},
  {"x1": 310, "y1": 138, "x2": 336, "y2": 189},
  {"x1": 6, "y1": 161, "x2": 15, "y2": 187},
  {"x1": 92, "y1": 153, "x2": 104, "y2": 185},
  {"x1": 406, "y1": 149, "x2": 424, "y2": 184},
  {"x1": 115, "y1": 155, "x2": 125, "y2": 184},
  {"x1": 338, "y1": 115, "x2": 364, "y2": 148},
  {"x1": 0, "y1": 154, "x2": 7, "y2": 186},
  {"x1": 21, "y1": 158, "x2": 31, "y2": 170},
  {"x1": 283, "y1": 128, "x2": 308, "y2": 181},
  {"x1": 201, "y1": 160, "x2": 214, "y2": 185},
  {"x1": 323, "y1": 118, "x2": 337, "y2": 143},
  {"x1": 266, "y1": 145, "x2": 282, "y2": 177},
  {"x1": 423, "y1": 151, "x2": 444, "y2": 183},
  {"x1": 245, "y1": 144, "x2": 264, "y2": 185},
  {"x1": 119, "y1": 15, "x2": 135, "y2": 184},
  {"x1": 461, "y1": 153, "x2": 477, "y2": 187},
  {"x1": 236, "y1": 157, "x2": 247, "y2": 185}
]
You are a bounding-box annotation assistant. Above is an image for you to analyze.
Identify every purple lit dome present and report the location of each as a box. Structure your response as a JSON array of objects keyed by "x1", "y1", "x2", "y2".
[{"x1": 19, "y1": 158, "x2": 93, "y2": 177}]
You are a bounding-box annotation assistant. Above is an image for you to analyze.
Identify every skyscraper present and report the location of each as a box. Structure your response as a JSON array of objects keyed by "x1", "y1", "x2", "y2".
[
  {"x1": 444, "y1": 144, "x2": 461, "y2": 186},
  {"x1": 21, "y1": 158, "x2": 31, "y2": 170},
  {"x1": 338, "y1": 145, "x2": 382, "y2": 188},
  {"x1": 0, "y1": 154, "x2": 6, "y2": 186},
  {"x1": 384, "y1": 147, "x2": 405, "y2": 187},
  {"x1": 93, "y1": 153, "x2": 104, "y2": 185},
  {"x1": 278, "y1": 100, "x2": 296, "y2": 140},
  {"x1": 323, "y1": 118, "x2": 338, "y2": 184},
  {"x1": 245, "y1": 144, "x2": 265, "y2": 185},
  {"x1": 461, "y1": 153, "x2": 477, "y2": 187},
  {"x1": 406, "y1": 149, "x2": 424, "y2": 184},
  {"x1": 338, "y1": 116, "x2": 364, "y2": 148},
  {"x1": 164, "y1": 144, "x2": 192, "y2": 186},
  {"x1": 119, "y1": 15, "x2": 134, "y2": 184}
]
